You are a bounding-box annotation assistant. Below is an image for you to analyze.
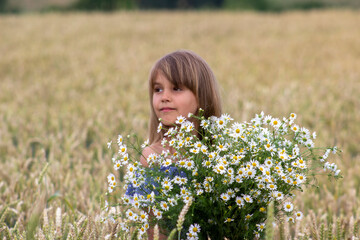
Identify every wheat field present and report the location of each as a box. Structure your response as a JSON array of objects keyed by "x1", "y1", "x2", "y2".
[{"x1": 0, "y1": 10, "x2": 359, "y2": 239}]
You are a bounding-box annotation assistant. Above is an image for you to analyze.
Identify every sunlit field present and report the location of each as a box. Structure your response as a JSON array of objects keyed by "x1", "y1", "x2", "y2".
[{"x1": 0, "y1": 10, "x2": 360, "y2": 239}]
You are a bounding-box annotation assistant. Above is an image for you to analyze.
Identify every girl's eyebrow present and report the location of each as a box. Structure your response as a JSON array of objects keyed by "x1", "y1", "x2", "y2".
[
  {"x1": 152, "y1": 80, "x2": 162, "y2": 85},
  {"x1": 152, "y1": 82, "x2": 161, "y2": 88}
]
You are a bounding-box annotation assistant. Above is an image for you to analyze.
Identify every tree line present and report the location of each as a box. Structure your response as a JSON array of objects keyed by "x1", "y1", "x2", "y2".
[
  {"x1": 64, "y1": 0, "x2": 352, "y2": 11},
  {"x1": 1, "y1": 0, "x2": 359, "y2": 13}
]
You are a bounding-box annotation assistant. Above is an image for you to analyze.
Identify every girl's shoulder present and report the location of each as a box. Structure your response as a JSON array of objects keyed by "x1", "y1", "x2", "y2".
[{"x1": 140, "y1": 142, "x2": 164, "y2": 167}]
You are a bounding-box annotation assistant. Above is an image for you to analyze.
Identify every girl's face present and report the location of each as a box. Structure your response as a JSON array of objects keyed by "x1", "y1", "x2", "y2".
[{"x1": 152, "y1": 73, "x2": 198, "y2": 127}]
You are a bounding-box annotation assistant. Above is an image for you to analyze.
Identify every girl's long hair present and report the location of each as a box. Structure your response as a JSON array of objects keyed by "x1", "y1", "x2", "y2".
[{"x1": 148, "y1": 50, "x2": 222, "y2": 144}]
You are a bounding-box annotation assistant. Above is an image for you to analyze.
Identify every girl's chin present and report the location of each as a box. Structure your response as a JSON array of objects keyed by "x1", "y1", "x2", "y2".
[
  {"x1": 160, "y1": 120, "x2": 176, "y2": 127},
  {"x1": 159, "y1": 117, "x2": 177, "y2": 126}
]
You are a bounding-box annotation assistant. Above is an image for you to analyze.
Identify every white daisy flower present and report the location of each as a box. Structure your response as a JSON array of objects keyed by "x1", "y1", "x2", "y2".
[
  {"x1": 146, "y1": 192, "x2": 155, "y2": 203},
  {"x1": 160, "y1": 201, "x2": 169, "y2": 211},
  {"x1": 139, "y1": 226, "x2": 147, "y2": 235},
  {"x1": 257, "y1": 182, "x2": 265, "y2": 189},
  {"x1": 186, "y1": 232, "x2": 199, "y2": 240},
  {"x1": 117, "y1": 135, "x2": 123, "y2": 145},
  {"x1": 216, "y1": 118, "x2": 226, "y2": 129},
  {"x1": 267, "y1": 183, "x2": 277, "y2": 190},
  {"x1": 126, "y1": 209, "x2": 137, "y2": 221},
  {"x1": 245, "y1": 167, "x2": 256, "y2": 179},
  {"x1": 278, "y1": 151, "x2": 288, "y2": 161},
  {"x1": 153, "y1": 209, "x2": 162, "y2": 220},
  {"x1": 107, "y1": 173, "x2": 116, "y2": 183},
  {"x1": 190, "y1": 148, "x2": 199, "y2": 154},
  {"x1": 284, "y1": 202, "x2": 294, "y2": 212},
  {"x1": 237, "y1": 167, "x2": 245, "y2": 177},
  {"x1": 161, "y1": 158, "x2": 172, "y2": 168},
  {"x1": 189, "y1": 223, "x2": 201, "y2": 234},
  {"x1": 157, "y1": 122, "x2": 163, "y2": 133},
  {"x1": 217, "y1": 143, "x2": 228, "y2": 152},
  {"x1": 184, "y1": 160, "x2": 195, "y2": 170},
  {"x1": 177, "y1": 159, "x2": 186, "y2": 168},
  {"x1": 287, "y1": 216, "x2": 295, "y2": 223},
  {"x1": 225, "y1": 218, "x2": 234, "y2": 223},
  {"x1": 235, "y1": 196, "x2": 244, "y2": 207},
  {"x1": 289, "y1": 113, "x2": 297, "y2": 120},
  {"x1": 214, "y1": 163, "x2": 227, "y2": 174},
  {"x1": 196, "y1": 189, "x2": 204, "y2": 195},
  {"x1": 167, "y1": 197, "x2": 177, "y2": 206},
  {"x1": 227, "y1": 189, "x2": 235, "y2": 198},
  {"x1": 291, "y1": 124, "x2": 300, "y2": 132},
  {"x1": 243, "y1": 194, "x2": 253, "y2": 203},
  {"x1": 202, "y1": 159, "x2": 213, "y2": 168},
  {"x1": 175, "y1": 116, "x2": 186, "y2": 124},
  {"x1": 186, "y1": 122, "x2": 195, "y2": 132},
  {"x1": 139, "y1": 211, "x2": 148, "y2": 222},
  {"x1": 256, "y1": 223, "x2": 266, "y2": 232},
  {"x1": 271, "y1": 118, "x2": 281, "y2": 128},
  {"x1": 200, "y1": 146, "x2": 208, "y2": 154},
  {"x1": 249, "y1": 160, "x2": 259, "y2": 168},
  {"x1": 113, "y1": 160, "x2": 121, "y2": 170},
  {"x1": 118, "y1": 145, "x2": 127, "y2": 155},
  {"x1": 200, "y1": 119, "x2": 210, "y2": 128},
  {"x1": 127, "y1": 164, "x2": 136, "y2": 174},
  {"x1": 141, "y1": 139, "x2": 149, "y2": 148},
  {"x1": 180, "y1": 187, "x2": 189, "y2": 196},
  {"x1": 205, "y1": 177, "x2": 214, "y2": 182},
  {"x1": 162, "y1": 182, "x2": 173, "y2": 192},
  {"x1": 295, "y1": 211, "x2": 303, "y2": 220},
  {"x1": 271, "y1": 191, "x2": 283, "y2": 200},
  {"x1": 179, "y1": 177, "x2": 188, "y2": 185},
  {"x1": 220, "y1": 193, "x2": 230, "y2": 202},
  {"x1": 108, "y1": 185, "x2": 115, "y2": 193}
]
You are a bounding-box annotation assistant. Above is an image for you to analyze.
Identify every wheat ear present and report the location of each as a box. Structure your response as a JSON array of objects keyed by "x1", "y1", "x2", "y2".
[{"x1": 176, "y1": 197, "x2": 193, "y2": 232}]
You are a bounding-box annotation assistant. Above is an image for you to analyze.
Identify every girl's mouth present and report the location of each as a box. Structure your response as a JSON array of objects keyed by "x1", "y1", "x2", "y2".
[{"x1": 160, "y1": 108, "x2": 175, "y2": 112}]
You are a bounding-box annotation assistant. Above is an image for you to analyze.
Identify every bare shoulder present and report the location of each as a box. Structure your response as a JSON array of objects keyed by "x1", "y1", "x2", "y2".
[{"x1": 140, "y1": 142, "x2": 163, "y2": 167}]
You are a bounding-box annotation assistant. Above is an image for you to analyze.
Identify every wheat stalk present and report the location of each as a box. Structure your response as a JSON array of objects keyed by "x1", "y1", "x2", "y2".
[
  {"x1": 176, "y1": 197, "x2": 193, "y2": 232},
  {"x1": 153, "y1": 224, "x2": 159, "y2": 240},
  {"x1": 266, "y1": 201, "x2": 274, "y2": 240}
]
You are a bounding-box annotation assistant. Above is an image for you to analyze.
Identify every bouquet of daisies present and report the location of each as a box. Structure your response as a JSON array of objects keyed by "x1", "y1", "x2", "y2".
[{"x1": 105, "y1": 111, "x2": 341, "y2": 240}]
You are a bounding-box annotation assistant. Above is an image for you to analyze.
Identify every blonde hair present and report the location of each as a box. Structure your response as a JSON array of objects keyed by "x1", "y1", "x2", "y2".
[{"x1": 148, "y1": 50, "x2": 222, "y2": 144}]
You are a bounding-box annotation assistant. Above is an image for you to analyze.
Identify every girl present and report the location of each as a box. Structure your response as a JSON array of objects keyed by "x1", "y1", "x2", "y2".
[
  {"x1": 142, "y1": 49, "x2": 222, "y2": 164},
  {"x1": 140, "y1": 50, "x2": 222, "y2": 239}
]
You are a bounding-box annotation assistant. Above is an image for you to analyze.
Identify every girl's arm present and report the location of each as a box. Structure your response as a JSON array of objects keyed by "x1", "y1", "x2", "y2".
[
  {"x1": 140, "y1": 142, "x2": 165, "y2": 167},
  {"x1": 140, "y1": 146, "x2": 153, "y2": 167}
]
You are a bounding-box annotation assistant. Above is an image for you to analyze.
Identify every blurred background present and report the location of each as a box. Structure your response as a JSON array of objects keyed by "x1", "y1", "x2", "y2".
[{"x1": 1, "y1": 0, "x2": 359, "y2": 239}]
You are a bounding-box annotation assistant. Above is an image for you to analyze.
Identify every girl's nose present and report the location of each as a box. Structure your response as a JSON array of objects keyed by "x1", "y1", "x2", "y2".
[{"x1": 161, "y1": 89, "x2": 171, "y2": 102}]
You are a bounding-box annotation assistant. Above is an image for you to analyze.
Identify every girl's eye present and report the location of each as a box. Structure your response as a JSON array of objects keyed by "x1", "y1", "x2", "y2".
[
  {"x1": 173, "y1": 86, "x2": 182, "y2": 91},
  {"x1": 154, "y1": 87, "x2": 162, "y2": 93}
]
